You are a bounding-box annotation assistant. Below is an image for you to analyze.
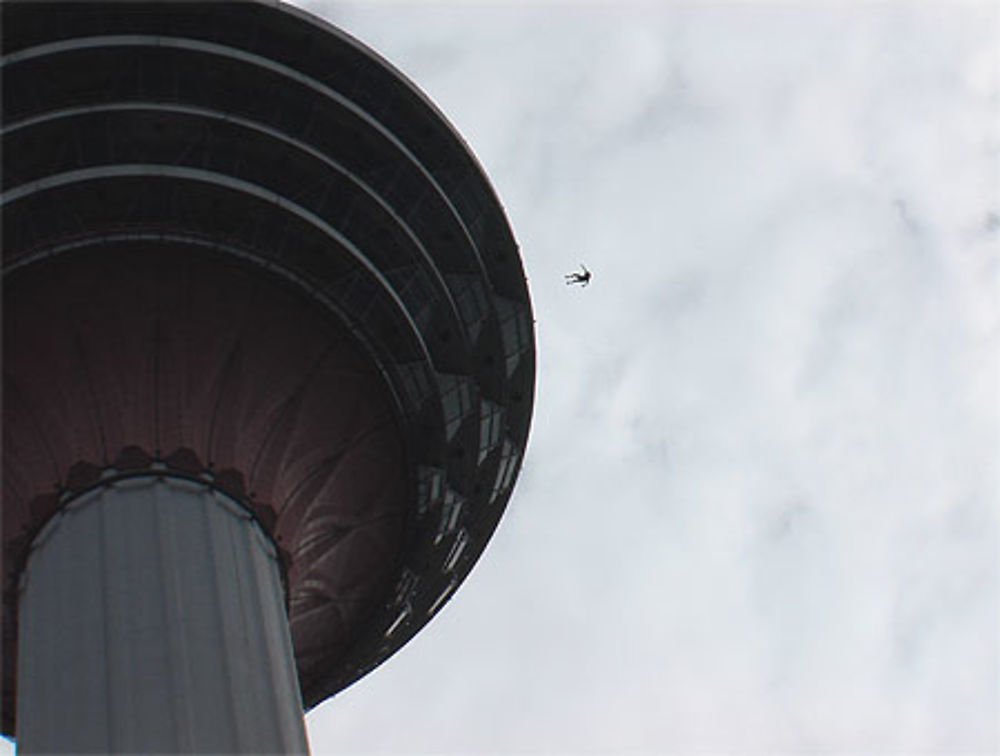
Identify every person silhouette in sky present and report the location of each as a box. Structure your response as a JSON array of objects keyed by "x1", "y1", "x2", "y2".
[{"x1": 564, "y1": 264, "x2": 592, "y2": 287}]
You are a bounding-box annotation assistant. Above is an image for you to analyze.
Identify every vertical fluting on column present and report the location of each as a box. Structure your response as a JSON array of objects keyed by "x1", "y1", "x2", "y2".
[{"x1": 16, "y1": 476, "x2": 309, "y2": 755}]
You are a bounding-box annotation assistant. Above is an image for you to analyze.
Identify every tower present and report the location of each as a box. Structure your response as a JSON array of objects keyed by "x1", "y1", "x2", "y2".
[{"x1": 1, "y1": 2, "x2": 535, "y2": 752}]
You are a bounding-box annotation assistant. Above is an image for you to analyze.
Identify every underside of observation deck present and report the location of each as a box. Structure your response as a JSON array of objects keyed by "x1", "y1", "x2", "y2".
[{"x1": 1, "y1": 1, "x2": 535, "y2": 737}]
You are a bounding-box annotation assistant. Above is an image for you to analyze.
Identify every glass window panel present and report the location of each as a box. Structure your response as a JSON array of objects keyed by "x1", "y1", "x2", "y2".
[
  {"x1": 435, "y1": 488, "x2": 464, "y2": 543},
  {"x1": 416, "y1": 466, "x2": 445, "y2": 516},
  {"x1": 495, "y1": 297, "x2": 532, "y2": 377},
  {"x1": 385, "y1": 264, "x2": 437, "y2": 330},
  {"x1": 437, "y1": 373, "x2": 474, "y2": 441},
  {"x1": 443, "y1": 528, "x2": 469, "y2": 573},
  {"x1": 446, "y1": 274, "x2": 490, "y2": 343},
  {"x1": 396, "y1": 362, "x2": 434, "y2": 414},
  {"x1": 490, "y1": 439, "x2": 521, "y2": 504},
  {"x1": 477, "y1": 400, "x2": 504, "y2": 464}
]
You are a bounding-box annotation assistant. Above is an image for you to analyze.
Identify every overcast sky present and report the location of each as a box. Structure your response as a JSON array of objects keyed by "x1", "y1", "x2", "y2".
[
  {"x1": 4, "y1": 2, "x2": 997, "y2": 754},
  {"x1": 294, "y1": 2, "x2": 999, "y2": 753}
]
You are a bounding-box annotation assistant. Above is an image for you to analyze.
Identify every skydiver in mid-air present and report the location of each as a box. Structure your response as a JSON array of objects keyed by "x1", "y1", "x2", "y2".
[{"x1": 565, "y1": 264, "x2": 592, "y2": 287}]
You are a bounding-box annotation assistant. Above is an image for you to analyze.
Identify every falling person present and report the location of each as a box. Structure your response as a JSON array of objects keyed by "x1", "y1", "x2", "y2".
[{"x1": 565, "y1": 264, "x2": 592, "y2": 287}]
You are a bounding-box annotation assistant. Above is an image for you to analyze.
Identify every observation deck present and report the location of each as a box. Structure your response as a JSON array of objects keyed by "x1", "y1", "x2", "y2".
[{"x1": 1, "y1": 1, "x2": 534, "y2": 736}]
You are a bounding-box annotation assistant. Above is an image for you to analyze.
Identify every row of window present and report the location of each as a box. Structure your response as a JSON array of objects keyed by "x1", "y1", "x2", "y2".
[
  {"x1": 409, "y1": 373, "x2": 508, "y2": 477},
  {"x1": 383, "y1": 439, "x2": 516, "y2": 641},
  {"x1": 382, "y1": 500, "x2": 467, "y2": 641},
  {"x1": 384, "y1": 576, "x2": 461, "y2": 640}
]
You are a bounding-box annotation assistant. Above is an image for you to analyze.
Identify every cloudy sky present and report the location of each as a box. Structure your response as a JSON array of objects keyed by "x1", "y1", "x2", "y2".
[
  {"x1": 4, "y1": 1, "x2": 997, "y2": 754},
  {"x1": 292, "y1": 2, "x2": 999, "y2": 753}
]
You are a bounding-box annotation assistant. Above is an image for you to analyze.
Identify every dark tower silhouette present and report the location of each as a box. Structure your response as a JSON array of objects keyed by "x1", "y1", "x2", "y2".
[{"x1": 1, "y1": 2, "x2": 534, "y2": 752}]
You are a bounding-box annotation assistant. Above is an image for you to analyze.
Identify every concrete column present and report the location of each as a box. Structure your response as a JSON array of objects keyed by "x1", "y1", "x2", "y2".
[{"x1": 16, "y1": 475, "x2": 309, "y2": 755}]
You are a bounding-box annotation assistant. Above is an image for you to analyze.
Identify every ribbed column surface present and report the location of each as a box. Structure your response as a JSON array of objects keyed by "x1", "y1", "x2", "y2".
[{"x1": 16, "y1": 476, "x2": 309, "y2": 755}]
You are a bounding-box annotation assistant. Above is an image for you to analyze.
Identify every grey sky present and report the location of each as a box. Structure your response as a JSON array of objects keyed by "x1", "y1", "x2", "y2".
[
  {"x1": 296, "y1": 2, "x2": 999, "y2": 753},
  {"x1": 3, "y1": 2, "x2": 996, "y2": 754}
]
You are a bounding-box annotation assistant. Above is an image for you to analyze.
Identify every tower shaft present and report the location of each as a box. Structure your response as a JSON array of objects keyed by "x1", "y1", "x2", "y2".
[{"x1": 16, "y1": 477, "x2": 308, "y2": 755}]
